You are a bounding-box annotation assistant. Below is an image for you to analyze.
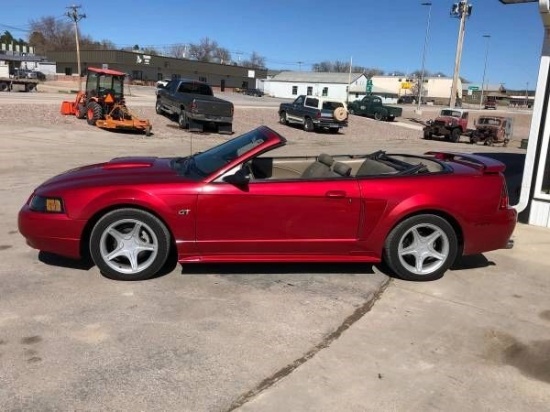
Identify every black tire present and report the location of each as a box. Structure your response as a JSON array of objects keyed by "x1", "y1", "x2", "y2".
[
  {"x1": 0, "y1": 82, "x2": 8, "y2": 92},
  {"x1": 374, "y1": 111, "x2": 384, "y2": 121},
  {"x1": 450, "y1": 128, "x2": 461, "y2": 143},
  {"x1": 304, "y1": 117, "x2": 315, "y2": 132},
  {"x1": 383, "y1": 214, "x2": 458, "y2": 282},
  {"x1": 349, "y1": 108, "x2": 355, "y2": 115},
  {"x1": 423, "y1": 131, "x2": 432, "y2": 140},
  {"x1": 155, "y1": 100, "x2": 163, "y2": 115},
  {"x1": 388, "y1": 116, "x2": 395, "y2": 122},
  {"x1": 485, "y1": 137, "x2": 494, "y2": 146},
  {"x1": 89, "y1": 208, "x2": 171, "y2": 281},
  {"x1": 178, "y1": 111, "x2": 189, "y2": 129},
  {"x1": 86, "y1": 101, "x2": 103, "y2": 125},
  {"x1": 279, "y1": 111, "x2": 288, "y2": 125},
  {"x1": 329, "y1": 127, "x2": 340, "y2": 134},
  {"x1": 76, "y1": 103, "x2": 86, "y2": 119}
]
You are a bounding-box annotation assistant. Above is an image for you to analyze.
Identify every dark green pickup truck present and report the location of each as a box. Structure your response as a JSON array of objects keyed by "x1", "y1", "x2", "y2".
[{"x1": 348, "y1": 95, "x2": 402, "y2": 121}]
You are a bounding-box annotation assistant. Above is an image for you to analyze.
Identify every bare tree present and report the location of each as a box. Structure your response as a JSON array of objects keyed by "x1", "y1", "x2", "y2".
[
  {"x1": 188, "y1": 37, "x2": 219, "y2": 62},
  {"x1": 29, "y1": 17, "x2": 74, "y2": 52},
  {"x1": 168, "y1": 43, "x2": 188, "y2": 58},
  {"x1": 242, "y1": 51, "x2": 266, "y2": 69},
  {"x1": 216, "y1": 47, "x2": 231, "y2": 64}
]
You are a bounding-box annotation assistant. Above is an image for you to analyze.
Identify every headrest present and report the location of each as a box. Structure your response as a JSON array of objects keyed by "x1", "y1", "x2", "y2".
[
  {"x1": 317, "y1": 153, "x2": 334, "y2": 166},
  {"x1": 333, "y1": 162, "x2": 352, "y2": 177}
]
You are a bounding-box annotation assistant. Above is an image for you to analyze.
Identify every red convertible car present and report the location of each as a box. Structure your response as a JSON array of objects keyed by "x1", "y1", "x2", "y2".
[{"x1": 18, "y1": 126, "x2": 517, "y2": 282}]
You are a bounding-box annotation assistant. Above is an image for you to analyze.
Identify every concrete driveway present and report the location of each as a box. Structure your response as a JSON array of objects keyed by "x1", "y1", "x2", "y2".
[{"x1": 0, "y1": 92, "x2": 547, "y2": 411}]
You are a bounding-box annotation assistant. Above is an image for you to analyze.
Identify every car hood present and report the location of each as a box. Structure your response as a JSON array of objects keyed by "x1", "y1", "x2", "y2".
[{"x1": 37, "y1": 156, "x2": 183, "y2": 193}]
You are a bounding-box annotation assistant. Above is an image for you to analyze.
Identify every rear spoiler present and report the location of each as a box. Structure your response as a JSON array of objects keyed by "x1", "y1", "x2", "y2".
[{"x1": 425, "y1": 151, "x2": 506, "y2": 173}]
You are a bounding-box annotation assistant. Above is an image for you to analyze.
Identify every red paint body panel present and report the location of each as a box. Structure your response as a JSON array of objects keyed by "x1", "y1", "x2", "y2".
[{"x1": 18, "y1": 126, "x2": 517, "y2": 268}]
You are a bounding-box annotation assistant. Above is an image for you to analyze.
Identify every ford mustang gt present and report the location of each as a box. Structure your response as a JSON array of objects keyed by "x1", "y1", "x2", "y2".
[{"x1": 18, "y1": 126, "x2": 517, "y2": 282}]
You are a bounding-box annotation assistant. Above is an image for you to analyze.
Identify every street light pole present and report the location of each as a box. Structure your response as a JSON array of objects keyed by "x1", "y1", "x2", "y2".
[
  {"x1": 479, "y1": 34, "x2": 491, "y2": 109},
  {"x1": 416, "y1": 2, "x2": 432, "y2": 114},
  {"x1": 449, "y1": 1, "x2": 472, "y2": 108}
]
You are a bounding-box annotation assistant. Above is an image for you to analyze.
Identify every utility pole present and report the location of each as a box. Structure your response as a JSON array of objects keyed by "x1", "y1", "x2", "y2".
[
  {"x1": 449, "y1": 1, "x2": 472, "y2": 108},
  {"x1": 479, "y1": 34, "x2": 491, "y2": 109},
  {"x1": 416, "y1": 2, "x2": 432, "y2": 114},
  {"x1": 66, "y1": 4, "x2": 86, "y2": 91}
]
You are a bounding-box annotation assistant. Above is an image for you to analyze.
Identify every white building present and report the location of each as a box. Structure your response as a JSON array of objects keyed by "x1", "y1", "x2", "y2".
[{"x1": 263, "y1": 71, "x2": 462, "y2": 105}]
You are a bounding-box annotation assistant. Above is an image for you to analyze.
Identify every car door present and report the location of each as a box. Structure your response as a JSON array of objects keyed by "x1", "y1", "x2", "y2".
[
  {"x1": 195, "y1": 177, "x2": 362, "y2": 257},
  {"x1": 286, "y1": 96, "x2": 305, "y2": 122}
]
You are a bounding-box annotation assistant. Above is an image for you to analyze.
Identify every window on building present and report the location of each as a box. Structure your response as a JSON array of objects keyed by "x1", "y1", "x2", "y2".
[
  {"x1": 292, "y1": 86, "x2": 298, "y2": 95},
  {"x1": 64, "y1": 67, "x2": 72, "y2": 76},
  {"x1": 199, "y1": 76, "x2": 207, "y2": 83},
  {"x1": 132, "y1": 70, "x2": 143, "y2": 80},
  {"x1": 322, "y1": 87, "x2": 328, "y2": 97},
  {"x1": 307, "y1": 86, "x2": 313, "y2": 96}
]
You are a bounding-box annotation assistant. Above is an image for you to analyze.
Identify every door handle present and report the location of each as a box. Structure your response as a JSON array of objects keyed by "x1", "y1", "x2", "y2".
[{"x1": 325, "y1": 191, "x2": 346, "y2": 198}]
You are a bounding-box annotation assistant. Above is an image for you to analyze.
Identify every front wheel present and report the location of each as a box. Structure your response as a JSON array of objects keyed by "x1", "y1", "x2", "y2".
[
  {"x1": 348, "y1": 108, "x2": 355, "y2": 115},
  {"x1": 383, "y1": 214, "x2": 458, "y2": 282},
  {"x1": 86, "y1": 101, "x2": 103, "y2": 125},
  {"x1": 374, "y1": 112, "x2": 384, "y2": 121},
  {"x1": 155, "y1": 100, "x2": 163, "y2": 115},
  {"x1": 450, "y1": 128, "x2": 461, "y2": 142},
  {"x1": 279, "y1": 111, "x2": 288, "y2": 125},
  {"x1": 89, "y1": 208, "x2": 171, "y2": 281},
  {"x1": 178, "y1": 111, "x2": 189, "y2": 129}
]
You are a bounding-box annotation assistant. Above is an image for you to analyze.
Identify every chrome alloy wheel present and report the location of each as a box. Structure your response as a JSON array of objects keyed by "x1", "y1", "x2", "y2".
[
  {"x1": 99, "y1": 218, "x2": 159, "y2": 275},
  {"x1": 397, "y1": 222, "x2": 450, "y2": 276}
]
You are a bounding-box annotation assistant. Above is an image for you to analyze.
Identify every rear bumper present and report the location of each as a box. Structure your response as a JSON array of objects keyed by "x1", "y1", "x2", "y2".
[
  {"x1": 188, "y1": 112, "x2": 233, "y2": 124},
  {"x1": 463, "y1": 207, "x2": 517, "y2": 255}
]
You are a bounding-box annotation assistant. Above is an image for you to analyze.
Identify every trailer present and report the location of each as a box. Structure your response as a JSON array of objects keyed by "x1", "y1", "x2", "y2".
[
  {"x1": 0, "y1": 64, "x2": 39, "y2": 92},
  {"x1": 0, "y1": 78, "x2": 39, "y2": 92}
]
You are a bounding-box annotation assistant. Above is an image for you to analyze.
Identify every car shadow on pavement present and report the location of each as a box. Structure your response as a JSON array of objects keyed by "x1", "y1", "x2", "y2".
[
  {"x1": 38, "y1": 251, "x2": 94, "y2": 271},
  {"x1": 451, "y1": 254, "x2": 495, "y2": 271},
  {"x1": 178, "y1": 262, "x2": 378, "y2": 276}
]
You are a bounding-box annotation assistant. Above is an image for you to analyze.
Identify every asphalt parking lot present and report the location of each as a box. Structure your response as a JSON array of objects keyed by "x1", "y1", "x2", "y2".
[{"x1": 1, "y1": 88, "x2": 549, "y2": 411}]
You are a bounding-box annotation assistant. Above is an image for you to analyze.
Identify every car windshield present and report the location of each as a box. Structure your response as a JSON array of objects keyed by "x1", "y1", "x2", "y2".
[
  {"x1": 174, "y1": 129, "x2": 267, "y2": 178},
  {"x1": 440, "y1": 109, "x2": 461, "y2": 117},
  {"x1": 478, "y1": 118, "x2": 501, "y2": 126}
]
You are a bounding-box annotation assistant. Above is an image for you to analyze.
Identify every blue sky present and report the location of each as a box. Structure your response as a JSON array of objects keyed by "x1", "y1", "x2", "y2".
[{"x1": 0, "y1": 0, "x2": 542, "y2": 90}]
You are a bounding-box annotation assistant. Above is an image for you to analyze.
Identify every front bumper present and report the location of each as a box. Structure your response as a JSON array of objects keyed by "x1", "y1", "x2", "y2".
[{"x1": 18, "y1": 205, "x2": 85, "y2": 259}]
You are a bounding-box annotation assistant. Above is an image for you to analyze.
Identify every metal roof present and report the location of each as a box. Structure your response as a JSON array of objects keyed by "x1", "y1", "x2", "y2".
[{"x1": 270, "y1": 71, "x2": 364, "y2": 83}]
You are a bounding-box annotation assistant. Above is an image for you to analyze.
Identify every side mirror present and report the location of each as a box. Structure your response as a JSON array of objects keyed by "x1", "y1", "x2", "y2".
[{"x1": 223, "y1": 168, "x2": 250, "y2": 188}]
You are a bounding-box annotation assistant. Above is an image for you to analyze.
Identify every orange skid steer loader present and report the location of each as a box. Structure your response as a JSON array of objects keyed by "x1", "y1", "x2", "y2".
[{"x1": 61, "y1": 67, "x2": 152, "y2": 136}]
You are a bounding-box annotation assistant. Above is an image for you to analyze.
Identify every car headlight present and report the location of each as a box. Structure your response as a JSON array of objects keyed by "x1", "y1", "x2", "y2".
[{"x1": 29, "y1": 195, "x2": 64, "y2": 213}]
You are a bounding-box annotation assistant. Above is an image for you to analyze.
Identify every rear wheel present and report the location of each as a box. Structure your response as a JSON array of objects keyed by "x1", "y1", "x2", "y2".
[
  {"x1": 329, "y1": 127, "x2": 340, "y2": 134},
  {"x1": 423, "y1": 130, "x2": 432, "y2": 140},
  {"x1": 86, "y1": 101, "x2": 103, "y2": 125},
  {"x1": 349, "y1": 108, "x2": 355, "y2": 115},
  {"x1": 89, "y1": 208, "x2": 171, "y2": 281},
  {"x1": 450, "y1": 128, "x2": 461, "y2": 142},
  {"x1": 304, "y1": 117, "x2": 315, "y2": 132},
  {"x1": 383, "y1": 214, "x2": 458, "y2": 282}
]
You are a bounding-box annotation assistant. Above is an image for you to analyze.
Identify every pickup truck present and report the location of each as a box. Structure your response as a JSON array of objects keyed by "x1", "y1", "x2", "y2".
[
  {"x1": 423, "y1": 108, "x2": 469, "y2": 142},
  {"x1": 347, "y1": 95, "x2": 402, "y2": 121},
  {"x1": 155, "y1": 79, "x2": 234, "y2": 134},
  {"x1": 278, "y1": 95, "x2": 348, "y2": 133}
]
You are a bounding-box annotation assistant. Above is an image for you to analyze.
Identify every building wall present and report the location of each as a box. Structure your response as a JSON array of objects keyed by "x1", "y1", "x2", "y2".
[
  {"x1": 46, "y1": 50, "x2": 267, "y2": 90},
  {"x1": 267, "y1": 81, "x2": 350, "y2": 100},
  {"x1": 264, "y1": 73, "x2": 462, "y2": 103}
]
